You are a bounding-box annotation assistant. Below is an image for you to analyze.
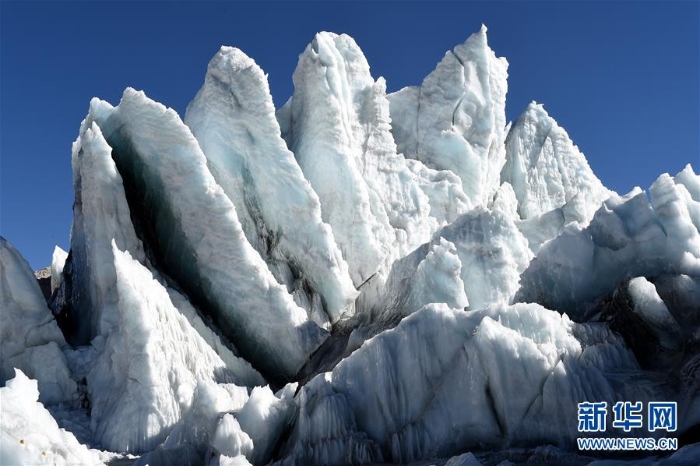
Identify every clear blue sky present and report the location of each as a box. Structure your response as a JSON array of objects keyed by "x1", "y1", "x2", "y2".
[{"x1": 1, "y1": 1, "x2": 698, "y2": 269}]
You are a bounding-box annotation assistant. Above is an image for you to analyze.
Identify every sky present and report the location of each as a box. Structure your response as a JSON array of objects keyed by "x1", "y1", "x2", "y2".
[{"x1": 1, "y1": 1, "x2": 698, "y2": 270}]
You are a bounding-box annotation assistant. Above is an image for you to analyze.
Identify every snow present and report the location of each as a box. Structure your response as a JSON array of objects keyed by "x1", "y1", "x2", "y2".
[
  {"x1": 0, "y1": 370, "x2": 102, "y2": 466},
  {"x1": 93, "y1": 88, "x2": 329, "y2": 379},
  {"x1": 0, "y1": 237, "x2": 75, "y2": 406},
  {"x1": 388, "y1": 25, "x2": 509, "y2": 207},
  {"x1": 516, "y1": 166, "x2": 700, "y2": 319},
  {"x1": 185, "y1": 46, "x2": 358, "y2": 325}
]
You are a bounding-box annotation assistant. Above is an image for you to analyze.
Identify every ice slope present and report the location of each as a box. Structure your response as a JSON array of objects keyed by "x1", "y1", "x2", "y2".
[
  {"x1": 405, "y1": 158, "x2": 472, "y2": 226},
  {"x1": 162, "y1": 377, "x2": 249, "y2": 456},
  {"x1": 90, "y1": 88, "x2": 328, "y2": 379},
  {"x1": 501, "y1": 102, "x2": 612, "y2": 222},
  {"x1": 516, "y1": 165, "x2": 700, "y2": 319},
  {"x1": 284, "y1": 32, "x2": 457, "y2": 287},
  {"x1": 67, "y1": 114, "x2": 261, "y2": 387},
  {"x1": 226, "y1": 383, "x2": 297, "y2": 464},
  {"x1": 50, "y1": 246, "x2": 67, "y2": 293},
  {"x1": 185, "y1": 46, "x2": 357, "y2": 325},
  {"x1": 0, "y1": 237, "x2": 75, "y2": 406},
  {"x1": 0, "y1": 370, "x2": 102, "y2": 466},
  {"x1": 388, "y1": 25, "x2": 509, "y2": 207},
  {"x1": 87, "y1": 245, "x2": 259, "y2": 453},
  {"x1": 374, "y1": 237, "x2": 469, "y2": 322},
  {"x1": 277, "y1": 303, "x2": 674, "y2": 465},
  {"x1": 66, "y1": 121, "x2": 147, "y2": 345},
  {"x1": 376, "y1": 206, "x2": 531, "y2": 318},
  {"x1": 59, "y1": 111, "x2": 264, "y2": 453},
  {"x1": 627, "y1": 277, "x2": 683, "y2": 350}
]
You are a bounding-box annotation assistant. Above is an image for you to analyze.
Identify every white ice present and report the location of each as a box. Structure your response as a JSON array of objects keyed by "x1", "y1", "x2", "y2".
[
  {"x1": 50, "y1": 245, "x2": 67, "y2": 293},
  {"x1": 93, "y1": 88, "x2": 328, "y2": 379},
  {"x1": 0, "y1": 370, "x2": 102, "y2": 466},
  {"x1": 280, "y1": 303, "x2": 672, "y2": 464},
  {"x1": 388, "y1": 25, "x2": 509, "y2": 207},
  {"x1": 501, "y1": 102, "x2": 612, "y2": 222},
  {"x1": 516, "y1": 166, "x2": 700, "y2": 319},
  {"x1": 0, "y1": 237, "x2": 75, "y2": 406},
  {"x1": 86, "y1": 244, "x2": 260, "y2": 453},
  {"x1": 628, "y1": 277, "x2": 682, "y2": 350},
  {"x1": 284, "y1": 32, "x2": 448, "y2": 288},
  {"x1": 185, "y1": 46, "x2": 358, "y2": 325}
]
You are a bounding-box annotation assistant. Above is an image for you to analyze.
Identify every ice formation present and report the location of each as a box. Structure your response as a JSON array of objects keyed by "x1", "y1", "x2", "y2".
[
  {"x1": 278, "y1": 303, "x2": 680, "y2": 464},
  {"x1": 0, "y1": 370, "x2": 102, "y2": 466},
  {"x1": 501, "y1": 102, "x2": 612, "y2": 222},
  {"x1": 388, "y1": 25, "x2": 508, "y2": 207},
  {"x1": 1, "y1": 24, "x2": 698, "y2": 466},
  {"x1": 50, "y1": 246, "x2": 67, "y2": 293},
  {"x1": 516, "y1": 165, "x2": 700, "y2": 319},
  {"x1": 185, "y1": 46, "x2": 357, "y2": 325},
  {"x1": 0, "y1": 238, "x2": 75, "y2": 406},
  {"x1": 87, "y1": 244, "x2": 260, "y2": 453},
  {"x1": 89, "y1": 88, "x2": 328, "y2": 380}
]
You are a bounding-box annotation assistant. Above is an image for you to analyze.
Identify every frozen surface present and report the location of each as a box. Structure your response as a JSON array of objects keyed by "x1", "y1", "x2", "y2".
[
  {"x1": 185, "y1": 46, "x2": 357, "y2": 324},
  {"x1": 427, "y1": 207, "x2": 531, "y2": 310},
  {"x1": 164, "y1": 378, "x2": 249, "y2": 455},
  {"x1": 94, "y1": 88, "x2": 328, "y2": 379},
  {"x1": 87, "y1": 245, "x2": 259, "y2": 453},
  {"x1": 50, "y1": 245, "x2": 68, "y2": 293},
  {"x1": 67, "y1": 120, "x2": 147, "y2": 344},
  {"x1": 406, "y1": 159, "x2": 472, "y2": 226},
  {"x1": 388, "y1": 25, "x2": 509, "y2": 206},
  {"x1": 627, "y1": 277, "x2": 682, "y2": 350},
  {"x1": 375, "y1": 237, "x2": 469, "y2": 321},
  {"x1": 232, "y1": 383, "x2": 297, "y2": 464},
  {"x1": 501, "y1": 102, "x2": 612, "y2": 222},
  {"x1": 285, "y1": 32, "x2": 457, "y2": 287},
  {"x1": 67, "y1": 113, "x2": 261, "y2": 381},
  {"x1": 277, "y1": 303, "x2": 676, "y2": 464},
  {"x1": 0, "y1": 370, "x2": 102, "y2": 466},
  {"x1": 4, "y1": 25, "x2": 699, "y2": 466},
  {"x1": 516, "y1": 166, "x2": 700, "y2": 319},
  {"x1": 0, "y1": 237, "x2": 75, "y2": 406},
  {"x1": 445, "y1": 452, "x2": 482, "y2": 466},
  {"x1": 367, "y1": 205, "x2": 529, "y2": 334}
]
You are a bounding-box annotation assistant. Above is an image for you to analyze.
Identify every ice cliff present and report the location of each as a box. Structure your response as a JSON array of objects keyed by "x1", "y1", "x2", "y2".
[{"x1": 1, "y1": 25, "x2": 698, "y2": 466}]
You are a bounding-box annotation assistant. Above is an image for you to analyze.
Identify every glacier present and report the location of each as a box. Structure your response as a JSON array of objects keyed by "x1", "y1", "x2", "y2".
[
  {"x1": 388, "y1": 24, "x2": 508, "y2": 207},
  {"x1": 516, "y1": 165, "x2": 700, "y2": 319},
  {"x1": 82, "y1": 88, "x2": 329, "y2": 381},
  {"x1": 1, "y1": 24, "x2": 698, "y2": 466},
  {"x1": 185, "y1": 46, "x2": 357, "y2": 326},
  {"x1": 0, "y1": 238, "x2": 75, "y2": 406}
]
